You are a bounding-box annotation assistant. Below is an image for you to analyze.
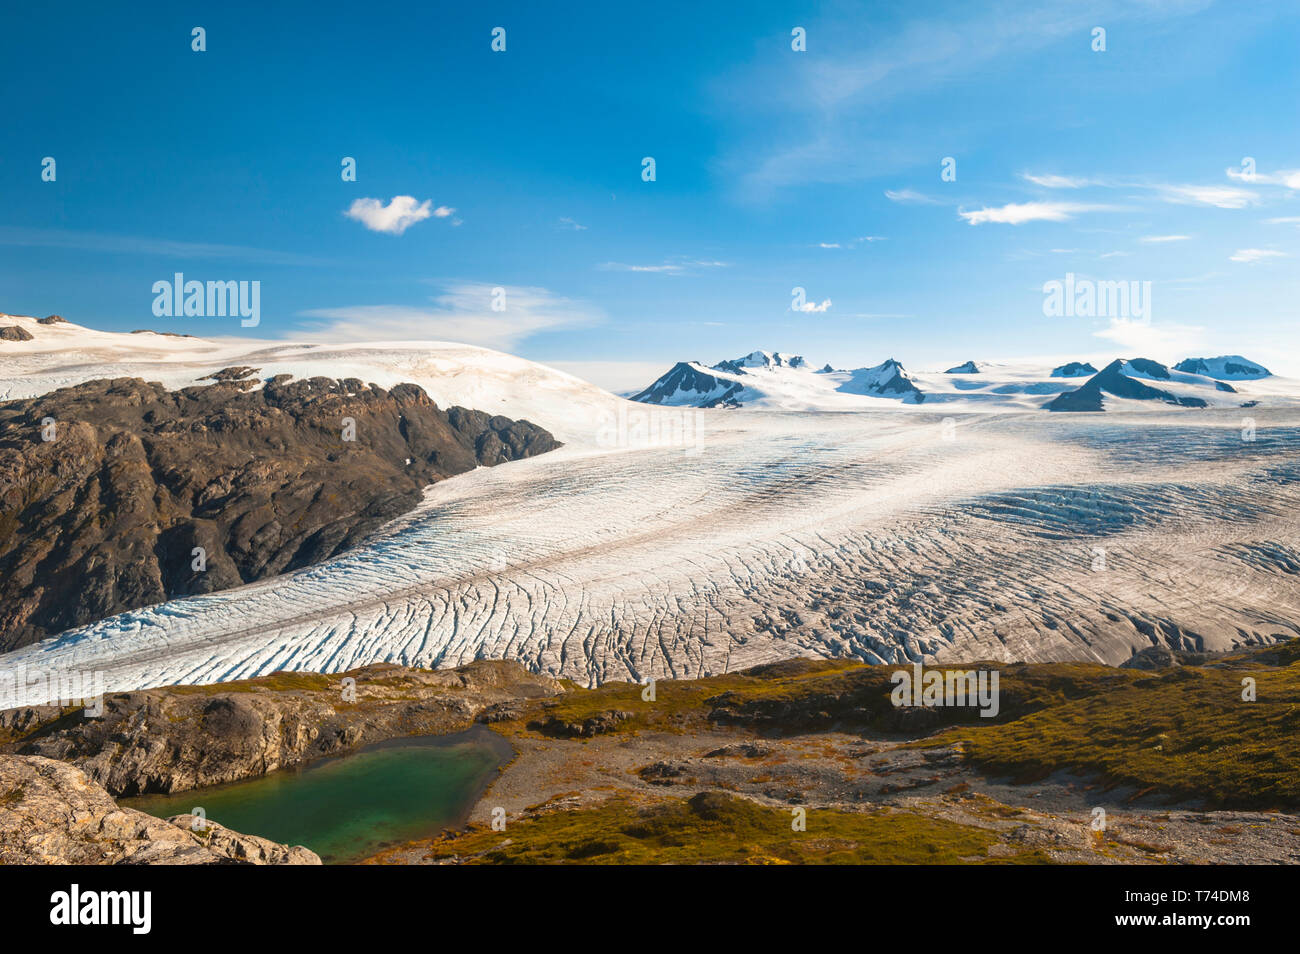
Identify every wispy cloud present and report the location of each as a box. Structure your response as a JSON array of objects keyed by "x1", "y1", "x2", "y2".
[
  {"x1": 884, "y1": 188, "x2": 941, "y2": 205},
  {"x1": 298, "y1": 281, "x2": 600, "y2": 348},
  {"x1": 1140, "y1": 234, "x2": 1192, "y2": 243},
  {"x1": 1021, "y1": 173, "x2": 1094, "y2": 189},
  {"x1": 716, "y1": 1, "x2": 1211, "y2": 198},
  {"x1": 558, "y1": 216, "x2": 587, "y2": 231},
  {"x1": 1265, "y1": 216, "x2": 1300, "y2": 225},
  {"x1": 344, "y1": 196, "x2": 450, "y2": 234},
  {"x1": 1094, "y1": 317, "x2": 1204, "y2": 354},
  {"x1": 816, "y1": 235, "x2": 885, "y2": 249},
  {"x1": 1229, "y1": 248, "x2": 1288, "y2": 264},
  {"x1": 1156, "y1": 184, "x2": 1257, "y2": 209},
  {"x1": 793, "y1": 298, "x2": 833, "y2": 313},
  {"x1": 598, "y1": 259, "x2": 728, "y2": 275},
  {"x1": 1226, "y1": 166, "x2": 1300, "y2": 188},
  {"x1": 545, "y1": 360, "x2": 677, "y2": 394},
  {"x1": 600, "y1": 262, "x2": 681, "y2": 273},
  {"x1": 958, "y1": 202, "x2": 1115, "y2": 226},
  {"x1": 0, "y1": 226, "x2": 328, "y2": 266}
]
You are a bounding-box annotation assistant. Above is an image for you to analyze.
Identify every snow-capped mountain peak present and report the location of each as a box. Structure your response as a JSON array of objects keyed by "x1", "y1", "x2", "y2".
[
  {"x1": 1173, "y1": 355, "x2": 1271, "y2": 380},
  {"x1": 631, "y1": 351, "x2": 927, "y2": 409},
  {"x1": 713, "y1": 350, "x2": 807, "y2": 372},
  {"x1": 1045, "y1": 357, "x2": 1255, "y2": 412},
  {"x1": 1050, "y1": 361, "x2": 1098, "y2": 378}
]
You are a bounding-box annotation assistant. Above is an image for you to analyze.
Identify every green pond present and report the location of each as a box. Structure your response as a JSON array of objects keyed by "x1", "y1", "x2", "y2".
[{"x1": 124, "y1": 728, "x2": 512, "y2": 864}]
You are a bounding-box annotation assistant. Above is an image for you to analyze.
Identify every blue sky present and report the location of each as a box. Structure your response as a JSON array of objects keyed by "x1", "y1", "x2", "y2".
[{"x1": 3, "y1": 0, "x2": 1299, "y2": 389}]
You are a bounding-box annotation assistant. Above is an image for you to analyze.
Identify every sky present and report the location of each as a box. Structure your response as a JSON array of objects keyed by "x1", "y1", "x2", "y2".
[{"x1": 2, "y1": 0, "x2": 1299, "y2": 391}]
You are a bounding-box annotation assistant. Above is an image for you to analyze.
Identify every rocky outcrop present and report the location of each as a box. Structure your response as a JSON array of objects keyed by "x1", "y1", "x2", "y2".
[
  {"x1": 0, "y1": 755, "x2": 320, "y2": 864},
  {"x1": 0, "y1": 325, "x2": 34, "y2": 342},
  {"x1": 528, "y1": 709, "x2": 634, "y2": 738},
  {"x1": 1045, "y1": 358, "x2": 1210, "y2": 412},
  {"x1": 1049, "y1": 361, "x2": 1097, "y2": 378},
  {"x1": 0, "y1": 372, "x2": 559, "y2": 649},
  {"x1": 4, "y1": 660, "x2": 564, "y2": 796}
]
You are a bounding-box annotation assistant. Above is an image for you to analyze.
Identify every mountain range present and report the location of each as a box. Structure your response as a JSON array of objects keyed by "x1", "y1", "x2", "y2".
[{"x1": 630, "y1": 350, "x2": 1287, "y2": 412}]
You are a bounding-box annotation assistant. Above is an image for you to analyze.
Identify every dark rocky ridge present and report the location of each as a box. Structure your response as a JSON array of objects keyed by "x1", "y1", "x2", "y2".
[
  {"x1": 2, "y1": 660, "x2": 563, "y2": 796},
  {"x1": 1050, "y1": 361, "x2": 1097, "y2": 378},
  {"x1": 0, "y1": 371, "x2": 559, "y2": 649},
  {"x1": 630, "y1": 361, "x2": 743, "y2": 408},
  {"x1": 1045, "y1": 359, "x2": 1211, "y2": 412}
]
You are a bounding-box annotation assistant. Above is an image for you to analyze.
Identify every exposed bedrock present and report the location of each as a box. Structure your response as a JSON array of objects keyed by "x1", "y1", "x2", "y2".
[
  {"x1": 2, "y1": 660, "x2": 562, "y2": 796},
  {"x1": 0, "y1": 754, "x2": 321, "y2": 864},
  {"x1": 0, "y1": 371, "x2": 559, "y2": 649}
]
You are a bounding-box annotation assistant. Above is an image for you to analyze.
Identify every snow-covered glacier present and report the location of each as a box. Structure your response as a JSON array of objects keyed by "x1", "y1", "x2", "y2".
[
  {"x1": 6, "y1": 406, "x2": 1300, "y2": 700},
  {"x1": 4, "y1": 316, "x2": 1300, "y2": 701}
]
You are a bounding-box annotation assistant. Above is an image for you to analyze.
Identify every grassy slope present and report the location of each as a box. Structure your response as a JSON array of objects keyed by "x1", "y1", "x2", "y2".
[
  {"x1": 934, "y1": 641, "x2": 1300, "y2": 808},
  {"x1": 407, "y1": 641, "x2": 1300, "y2": 863},
  {"x1": 385, "y1": 791, "x2": 1053, "y2": 865},
  {"x1": 490, "y1": 642, "x2": 1300, "y2": 812}
]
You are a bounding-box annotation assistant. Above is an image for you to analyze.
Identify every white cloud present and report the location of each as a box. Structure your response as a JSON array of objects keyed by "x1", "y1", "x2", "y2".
[
  {"x1": 1157, "y1": 184, "x2": 1258, "y2": 209},
  {"x1": 558, "y1": 217, "x2": 587, "y2": 230},
  {"x1": 1226, "y1": 167, "x2": 1300, "y2": 188},
  {"x1": 1093, "y1": 318, "x2": 1205, "y2": 355},
  {"x1": 298, "y1": 281, "x2": 600, "y2": 349},
  {"x1": 1265, "y1": 216, "x2": 1300, "y2": 225},
  {"x1": 344, "y1": 196, "x2": 441, "y2": 234},
  {"x1": 794, "y1": 299, "x2": 832, "y2": 313},
  {"x1": 1021, "y1": 173, "x2": 1091, "y2": 189},
  {"x1": 958, "y1": 202, "x2": 1113, "y2": 226},
  {"x1": 598, "y1": 259, "x2": 728, "y2": 274},
  {"x1": 884, "y1": 188, "x2": 941, "y2": 204},
  {"x1": 600, "y1": 262, "x2": 682, "y2": 273},
  {"x1": 718, "y1": 1, "x2": 1209, "y2": 197},
  {"x1": 0, "y1": 226, "x2": 328, "y2": 266},
  {"x1": 545, "y1": 360, "x2": 675, "y2": 395},
  {"x1": 820, "y1": 236, "x2": 886, "y2": 248},
  {"x1": 1140, "y1": 234, "x2": 1192, "y2": 243},
  {"x1": 1229, "y1": 248, "x2": 1288, "y2": 264}
]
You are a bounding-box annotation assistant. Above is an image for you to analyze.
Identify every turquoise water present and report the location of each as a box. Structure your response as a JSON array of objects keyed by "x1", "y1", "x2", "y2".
[{"x1": 124, "y1": 729, "x2": 510, "y2": 863}]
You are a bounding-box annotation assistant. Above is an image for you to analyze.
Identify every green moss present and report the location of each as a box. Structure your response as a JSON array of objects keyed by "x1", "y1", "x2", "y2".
[
  {"x1": 936, "y1": 661, "x2": 1300, "y2": 809},
  {"x1": 494, "y1": 660, "x2": 867, "y2": 738},
  {"x1": 168, "y1": 671, "x2": 341, "y2": 694},
  {"x1": 706, "y1": 660, "x2": 1139, "y2": 734},
  {"x1": 417, "y1": 791, "x2": 1051, "y2": 865}
]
